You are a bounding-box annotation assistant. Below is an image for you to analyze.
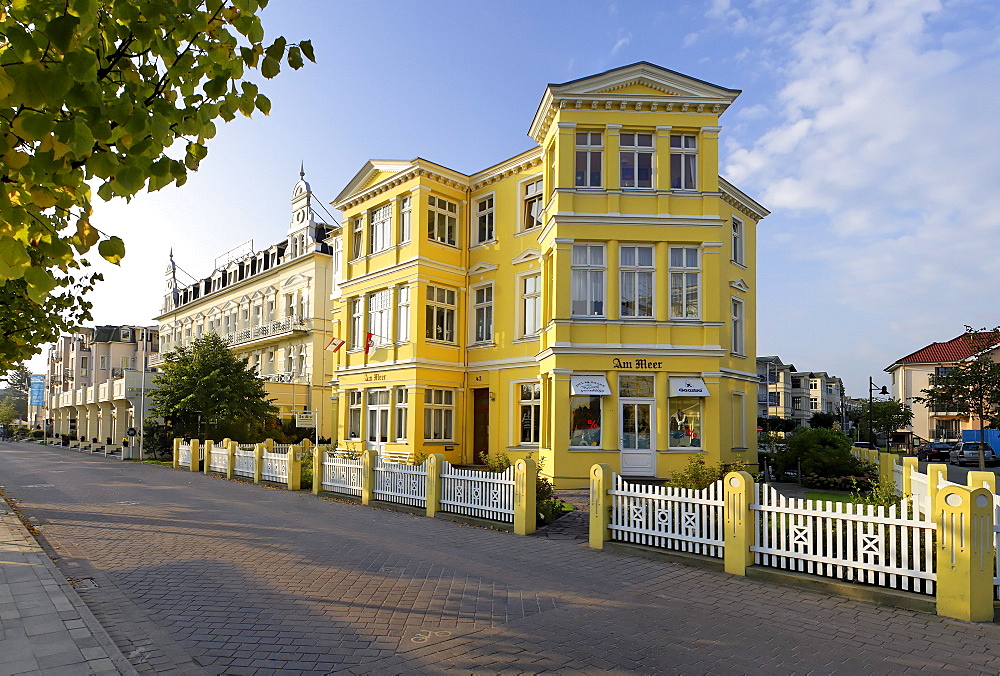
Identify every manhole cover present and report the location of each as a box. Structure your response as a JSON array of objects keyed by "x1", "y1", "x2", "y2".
[{"x1": 75, "y1": 578, "x2": 98, "y2": 590}]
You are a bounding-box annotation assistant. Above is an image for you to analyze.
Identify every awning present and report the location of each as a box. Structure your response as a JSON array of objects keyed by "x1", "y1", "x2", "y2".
[
  {"x1": 669, "y1": 377, "x2": 710, "y2": 397},
  {"x1": 571, "y1": 375, "x2": 612, "y2": 396}
]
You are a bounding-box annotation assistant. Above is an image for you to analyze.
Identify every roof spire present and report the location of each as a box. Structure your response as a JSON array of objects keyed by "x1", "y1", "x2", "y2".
[{"x1": 299, "y1": 160, "x2": 305, "y2": 178}]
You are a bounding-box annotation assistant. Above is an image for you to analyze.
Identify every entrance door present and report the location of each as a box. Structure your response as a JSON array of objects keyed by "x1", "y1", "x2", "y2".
[
  {"x1": 366, "y1": 390, "x2": 390, "y2": 456},
  {"x1": 473, "y1": 388, "x2": 490, "y2": 465},
  {"x1": 618, "y1": 374, "x2": 656, "y2": 476}
]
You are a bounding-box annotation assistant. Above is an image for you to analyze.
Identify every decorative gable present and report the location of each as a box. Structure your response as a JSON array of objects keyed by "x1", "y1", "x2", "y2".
[
  {"x1": 468, "y1": 262, "x2": 498, "y2": 275},
  {"x1": 511, "y1": 249, "x2": 541, "y2": 266},
  {"x1": 730, "y1": 279, "x2": 750, "y2": 293}
]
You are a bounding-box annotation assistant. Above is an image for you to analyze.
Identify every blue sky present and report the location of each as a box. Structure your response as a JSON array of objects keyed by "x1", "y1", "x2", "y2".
[{"x1": 29, "y1": 0, "x2": 1000, "y2": 398}]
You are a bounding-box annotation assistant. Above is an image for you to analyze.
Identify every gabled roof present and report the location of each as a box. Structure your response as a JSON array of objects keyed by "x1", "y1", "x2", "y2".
[{"x1": 887, "y1": 332, "x2": 1000, "y2": 369}]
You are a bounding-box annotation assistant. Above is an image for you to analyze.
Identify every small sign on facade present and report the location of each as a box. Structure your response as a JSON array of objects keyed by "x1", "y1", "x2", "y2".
[{"x1": 295, "y1": 412, "x2": 316, "y2": 428}]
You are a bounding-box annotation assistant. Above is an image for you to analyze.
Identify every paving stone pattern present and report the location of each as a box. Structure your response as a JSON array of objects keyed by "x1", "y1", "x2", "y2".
[{"x1": 3, "y1": 443, "x2": 1000, "y2": 674}]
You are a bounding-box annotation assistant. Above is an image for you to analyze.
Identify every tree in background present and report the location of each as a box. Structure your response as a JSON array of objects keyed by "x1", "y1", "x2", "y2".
[
  {"x1": 0, "y1": 0, "x2": 313, "y2": 370},
  {"x1": 778, "y1": 427, "x2": 875, "y2": 491},
  {"x1": 807, "y1": 411, "x2": 839, "y2": 429},
  {"x1": 149, "y1": 333, "x2": 277, "y2": 440},
  {"x1": 914, "y1": 326, "x2": 1000, "y2": 471},
  {"x1": 859, "y1": 399, "x2": 914, "y2": 452},
  {"x1": 0, "y1": 396, "x2": 20, "y2": 427},
  {"x1": 0, "y1": 364, "x2": 30, "y2": 419}
]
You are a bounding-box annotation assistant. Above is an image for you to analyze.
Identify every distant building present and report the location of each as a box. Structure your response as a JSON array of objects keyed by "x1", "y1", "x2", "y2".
[
  {"x1": 757, "y1": 356, "x2": 845, "y2": 428},
  {"x1": 46, "y1": 325, "x2": 159, "y2": 448},
  {"x1": 151, "y1": 170, "x2": 339, "y2": 439},
  {"x1": 886, "y1": 331, "x2": 1000, "y2": 443}
]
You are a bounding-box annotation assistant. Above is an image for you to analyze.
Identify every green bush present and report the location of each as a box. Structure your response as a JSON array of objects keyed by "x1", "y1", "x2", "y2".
[
  {"x1": 779, "y1": 427, "x2": 876, "y2": 489},
  {"x1": 669, "y1": 456, "x2": 755, "y2": 490}
]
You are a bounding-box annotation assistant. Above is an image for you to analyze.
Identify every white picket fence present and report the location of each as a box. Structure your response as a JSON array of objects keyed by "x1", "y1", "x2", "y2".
[
  {"x1": 233, "y1": 445, "x2": 255, "y2": 479},
  {"x1": 208, "y1": 444, "x2": 229, "y2": 474},
  {"x1": 439, "y1": 461, "x2": 515, "y2": 523},
  {"x1": 261, "y1": 448, "x2": 288, "y2": 483},
  {"x1": 608, "y1": 475, "x2": 725, "y2": 557},
  {"x1": 373, "y1": 457, "x2": 427, "y2": 508},
  {"x1": 178, "y1": 442, "x2": 191, "y2": 467},
  {"x1": 752, "y1": 484, "x2": 936, "y2": 595},
  {"x1": 320, "y1": 450, "x2": 364, "y2": 497}
]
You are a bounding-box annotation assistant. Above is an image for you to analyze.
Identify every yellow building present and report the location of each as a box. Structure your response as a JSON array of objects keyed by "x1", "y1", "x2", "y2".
[
  {"x1": 329, "y1": 62, "x2": 767, "y2": 487},
  {"x1": 152, "y1": 171, "x2": 338, "y2": 439}
]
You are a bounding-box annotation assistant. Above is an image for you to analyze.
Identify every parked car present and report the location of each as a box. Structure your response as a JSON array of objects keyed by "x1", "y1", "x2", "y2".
[
  {"x1": 949, "y1": 441, "x2": 997, "y2": 467},
  {"x1": 851, "y1": 441, "x2": 877, "y2": 450},
  {"x1": 917, "y1": 442, "x2": 954, "y2": 462}
]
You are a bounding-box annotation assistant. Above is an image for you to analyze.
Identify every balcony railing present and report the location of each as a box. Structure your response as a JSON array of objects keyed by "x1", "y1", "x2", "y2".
[{"x1": 222, "y1": 316, "x2": 309, "y2": 348}]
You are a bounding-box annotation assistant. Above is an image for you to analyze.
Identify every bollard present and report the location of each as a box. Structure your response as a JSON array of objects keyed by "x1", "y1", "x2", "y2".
[
  {"x1": 935, "y1": 485, "x2": 995, "y2": 622},
  {"x1": 514, "y1": 457, "x2": 537, "y2": 536},
  {"x1": 287, "y1": 445, "x2": 302, "y2": 490},
  {"x1": 425, "y1": 454, "x2": 445, "y2": 518},
  {"x1": 361, "y1": 449, "x2": 376, "y2": 505},
  {"x1": 312, "y1": 445, "x2": 323, "y2": 496}
]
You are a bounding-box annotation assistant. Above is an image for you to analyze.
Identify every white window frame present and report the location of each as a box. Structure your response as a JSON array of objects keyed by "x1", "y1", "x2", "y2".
[
  {"x1": 351, "y1": 217, "x2": 364, "y2": 260},
  {"x1": 619, "y1": 132, "x2": 654, "y2": 189},
  {"x1": 427, "y1": 195, "x2": 457, "y2": 246},
  {"x1": 474, "y1": 194, "x2": 495, "y2": 245},
  {"x1": 396, "y1": 285, "x2": 410, "y2": 343},
  {"x1": 619, "y1": 244, "x2": 654, "y2": 319},
  {"x1": 575, "y1": 131, "x2": 602, "y2": 188},
  {"x1": 471, "y1": 283, "x2": 493, "y2": 344},
  {"x1": 810, "y1": 397, "x2": 819, "y2": 411},
  {"x1": 394, "y1": 388, "x2": 408, "y2": 442},
  {"x1": 423, "y1": 388, "x2": 454, "y2": 440},
  {"x1": 350, "y1": 297, "x2": 364, "y2": 350},
  {"x1": 670, "y1": 134, "x2": 697, "y2": 190},
  {"x1": 368, "y1": 289, "x2": 391, "y2": 347},
  {"x1": 520, "y1": 273, "x2": 542, "y2": 337},
  {"x1": 517, "y1": 381, "x2": 542, "y2": 445},
  {"x1": 398, "y1": 196, "x2": 412, "y2": 243},
  {"x1": 99, "y1": 355, "x2": 107, "y2": 370},
  {"x1": 731, "y1": 297, "x2": 745, "y2": 356},
  {"x1": 571, "y1": 243, "x2": 605, "y2": 317},
  {"x1": 348, "y1": 390, "x2": 362, "y2": 440},
  {"x1": 732, "y1": 392, "x2": 746, "y2": 449},
  {"x1": 669, "y1": 246, "x2": 700, "y2": 319},
  {"x1": 732, "y1": 216, "x2": 745, "y2": 266},
  {"x1": 521, "y1": 177, "x2": 543, "y2": 231},
  {"x1": 368, "y1": 203, "x2": 391, "y2": 254},
  {"x1": 425, "y1": 285, "x2": 456, "y2": 344}
]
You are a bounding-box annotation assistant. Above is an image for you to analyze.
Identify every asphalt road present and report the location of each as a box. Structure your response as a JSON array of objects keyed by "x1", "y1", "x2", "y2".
[{"x1": 5, "y1": 442, "x2": 1000, "y2": 674}]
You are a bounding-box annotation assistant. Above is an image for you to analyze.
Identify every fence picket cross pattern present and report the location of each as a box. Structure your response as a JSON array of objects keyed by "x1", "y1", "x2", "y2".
[
  {"x1": 373, "y1": 457, "x2": 427, "y2": 508},
  {"x1": 320, "y1": 450, "x2": 364, "y2": 497},
  {"x1": 439, "y1": 460, "x2": 515, "y2": 523}
]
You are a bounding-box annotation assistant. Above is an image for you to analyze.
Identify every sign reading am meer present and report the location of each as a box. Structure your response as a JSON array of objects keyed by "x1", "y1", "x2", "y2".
[{"x1": 612, "y1": 358, "x2": 662, "y2": 369}]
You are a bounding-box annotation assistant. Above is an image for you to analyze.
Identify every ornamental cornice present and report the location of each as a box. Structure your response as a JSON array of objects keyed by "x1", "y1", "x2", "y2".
[
  {"x1": 531, "y1": 98, "x2": 727, "y2": 142},
  {"x1": 719, "y1": 177, "x2": 770, "y2": 221},
  {"x1": 338, "y1": 164, "x2": 471, "y2": 213},
  {"x1": 470, "y1": 149, "x2": 543, "y2": 192}
]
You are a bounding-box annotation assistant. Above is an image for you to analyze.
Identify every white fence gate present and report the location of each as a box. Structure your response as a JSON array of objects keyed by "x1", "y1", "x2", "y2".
[
  {"x1": 261, "y1": 448, "x2": 288, "y2": 483},
  {"x1": 321, "y1": 451, "x2": 364, "y2": 497},
  {"x1": 752, "y1": 484, "x2": 936, "y2": 595},
  {"x1": 439, "y1": 461, "x2": 515, "y2": 523},
  {"x1": 233, "y1": 445, "x2": 255, "y2": 479},
  {"x1": 374, "y1": 458, "x2": 427, "y2": 508},
  {"x1": 608, "y1": 475, "x2": 725, "y2": 558},
  {"x1": 208, "y1": 445, "x2": 228, "y2": 473},
  {"x1": 178, "y1": 442, "x2": 191, "y2": 468}
]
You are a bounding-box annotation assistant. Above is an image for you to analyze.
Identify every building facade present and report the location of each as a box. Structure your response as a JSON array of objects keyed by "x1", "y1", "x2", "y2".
[
  {"x1": 886, "y1": 331, "x2": 1000, "y2": 443},
  {"x1": 757, "y1": 356, "x2": 845, "y2": 428},
  {"x1": 46, "y1": 325, "x2": 159, "y2": 448},
  {"x1": 328, "y1": 63, "x2": 767, "y2": 487},
  {"x1": 152, "y1": 171, "x2": 338, "y2": 439}
]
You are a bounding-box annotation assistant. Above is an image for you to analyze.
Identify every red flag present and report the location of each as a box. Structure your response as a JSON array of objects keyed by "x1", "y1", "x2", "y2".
[{"x1": 364, "y1": 333, "x2": 375, "y2": 354}]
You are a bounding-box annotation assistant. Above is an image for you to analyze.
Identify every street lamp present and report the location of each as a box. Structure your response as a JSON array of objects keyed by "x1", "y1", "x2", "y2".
[{"x1": 869, "y1": 376, "x2": 889, "y2": 448}]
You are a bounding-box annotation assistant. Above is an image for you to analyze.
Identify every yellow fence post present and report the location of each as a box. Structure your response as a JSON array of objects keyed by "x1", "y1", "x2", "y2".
[
  {"x1": 312, "y1": 445, "x2": 323, "y2": 496},
  {"x1": 935, "y1": 484, "x2": 995, "y2": 622},
  {"x1": 514, "y1": 457, "x2": 537, "y2": 536},
  {"x1": 902, "y1": 456, "x2": 918, "y2": 498},
  {"x1": 361, "y1": 448, "x2": 376, "y2": 505},
  {"x1": 968, "y1": 471, "x2": 997, "y2": 495},
  {"x1": 878, "y1": 452, "x2": 895, "y2": 484},
  {"x1": 301, "y1": 438, "x2": 312, "y2": 454},
  {"x1": 589, "y1": 463, "x2": 613, "y2": 550},
  {"x1": 189, "y1": 439, "x2": 200, "y2": 472},
  {"x1": 724, "y1": 470, "x2": 756, "y2": 576},
  {"x1": 926, "y1": 463, "x2": 948, "y2": 509},
  {"x1": 287, "y1": 445, "x2": 302, "y2": 491},
  {"x1": 253, "y1": 443, "x2": 263, "y2": 484},
  {"x1": 226, "y1": 440, "x2": 236, "y2": 479},
  {"x1": 265, "y1": 438, "x2": 274, "y2": 453},
  {"x1": 203, "y1": 440, "x2": 214, "y2": 474},
  {"x1": 425, "y1": 454, "x2": 445, "y2": 518},
  {"x1": 172, "y1": 438, "x2": 182, "y2": 468}
]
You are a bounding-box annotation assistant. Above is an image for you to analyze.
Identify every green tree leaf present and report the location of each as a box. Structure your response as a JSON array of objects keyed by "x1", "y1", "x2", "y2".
[
  {"x1": 45, "y1": 15, "x2": 81, "y2": 53},
  {"x1": 98, "y1": 236, "x2": 125, "y2": 265}
]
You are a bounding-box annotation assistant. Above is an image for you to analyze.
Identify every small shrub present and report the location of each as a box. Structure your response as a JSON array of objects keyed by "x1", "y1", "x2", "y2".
[
  {"x1": 300, "y1": 461, "x2": 313, "y2": 490},
  {"x1": 482, "y1": 451, "x2": 511, "y2": 473},
  {"x1": 669, "y1": 456, "x2": 755, "y2": 490}
]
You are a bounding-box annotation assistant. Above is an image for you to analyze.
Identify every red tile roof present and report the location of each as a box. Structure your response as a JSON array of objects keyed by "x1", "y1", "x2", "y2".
[{"x1": 891, "y1": 332, "x2": 1000, "y2": 366}]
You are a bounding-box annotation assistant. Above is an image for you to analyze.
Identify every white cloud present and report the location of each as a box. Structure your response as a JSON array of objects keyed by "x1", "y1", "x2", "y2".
[
  {"x1": 683, "y1": 32, "x2": 700, "y2": 48},
  {"x1": 611, "y1": 31, "x2": 632, "y2": 55}
]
